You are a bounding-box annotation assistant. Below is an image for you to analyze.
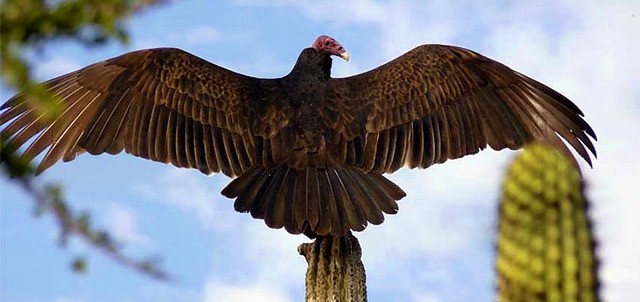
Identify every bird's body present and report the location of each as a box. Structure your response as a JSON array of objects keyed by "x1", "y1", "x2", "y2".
[
  {"x1": 0, "y1": 35, "x2": 596, "y2": 237},
  {"x1": 268, "y1": 48, "x2": 334, "y2": 168}
]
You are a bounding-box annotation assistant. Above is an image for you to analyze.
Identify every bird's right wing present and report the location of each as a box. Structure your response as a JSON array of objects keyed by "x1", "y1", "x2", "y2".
[
  {"x1": 326, "y1": 45, "x2": 597, "y2": 173},
  {"x1": 0, "y1": 48, "x2": 288, "y2": 177}
]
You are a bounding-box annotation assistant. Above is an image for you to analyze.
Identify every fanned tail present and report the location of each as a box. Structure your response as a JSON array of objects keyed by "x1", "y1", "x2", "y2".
[{"x1": 221, "y1": 165, "x2": 406, "y2": 237}]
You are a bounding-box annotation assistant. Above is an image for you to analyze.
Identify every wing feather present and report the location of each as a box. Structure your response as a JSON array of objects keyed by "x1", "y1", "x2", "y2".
[
  {"x1": 152, "y1": 104, "x2": 169, "y2": 162},
  {"x1": 22, "y1": 89, "x2": 91, "y2": 162},
  {"x1": 326, "y1": 44, "x2": 596, "y2": 172},
  {"x1": 0, "y1": 48, "x2": 288, "y2": 177},
  {"x1": 407, "y1": 120, "x2": 422, "y2": 168}
]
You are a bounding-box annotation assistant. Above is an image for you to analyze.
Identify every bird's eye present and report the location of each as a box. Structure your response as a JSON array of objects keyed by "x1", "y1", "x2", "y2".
[{"x1": 324, "y1": 41, "x2": 330, "y2": 46}]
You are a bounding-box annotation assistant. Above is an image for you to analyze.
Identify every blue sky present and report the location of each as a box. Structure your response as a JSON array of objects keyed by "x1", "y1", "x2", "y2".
[{"x1": 1, "y1": 1, "x2": 639, "y2": 301}]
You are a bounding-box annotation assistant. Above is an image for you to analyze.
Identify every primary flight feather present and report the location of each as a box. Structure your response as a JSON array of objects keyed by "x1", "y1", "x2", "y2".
[{"x1": 0, "y1": 35, "x2": 596, "y2": 237}]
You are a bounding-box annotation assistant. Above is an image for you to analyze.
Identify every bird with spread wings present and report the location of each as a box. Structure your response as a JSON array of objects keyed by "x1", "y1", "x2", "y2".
[{"x1": 0, "y1": 35, "x2": 596, "y2": 237}]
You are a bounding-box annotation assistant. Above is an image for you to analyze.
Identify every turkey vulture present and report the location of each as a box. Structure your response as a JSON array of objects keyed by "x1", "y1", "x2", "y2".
[{"x1": 0, "y1": 35, "x2": 596, "y2": 237}]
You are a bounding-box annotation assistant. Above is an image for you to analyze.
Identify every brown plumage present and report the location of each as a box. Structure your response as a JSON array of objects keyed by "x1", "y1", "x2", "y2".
[{"x1": 0, "y1": 35, "x2": 596, "y2": 237}]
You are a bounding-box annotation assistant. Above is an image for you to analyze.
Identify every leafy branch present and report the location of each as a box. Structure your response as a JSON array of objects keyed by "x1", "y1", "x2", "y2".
[{"x1": 0, "y1": 0, "x2": 168, "y2": 280}]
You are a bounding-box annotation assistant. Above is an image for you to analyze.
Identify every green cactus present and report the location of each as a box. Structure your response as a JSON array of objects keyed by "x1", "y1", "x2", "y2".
[{"x1": 496, "y1": 144, "x2": 599, "y2": 302}]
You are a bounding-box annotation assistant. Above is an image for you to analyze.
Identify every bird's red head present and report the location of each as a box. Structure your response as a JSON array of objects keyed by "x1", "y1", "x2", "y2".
[{"x1": 312, "y1": 35, "x2": 349, "y2": 61}]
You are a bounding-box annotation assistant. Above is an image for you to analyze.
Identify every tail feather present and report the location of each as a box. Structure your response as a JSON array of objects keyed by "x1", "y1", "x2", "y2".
[
  {"x1": 263, "y1": 168, "x2": 288, "y2": 228},
  {"x1": 361, "y1": 170, "x2": 401, "y2": 216},
  {"x1": 346, "y1": 169, "x2": 385, "y2": 224},
  {"x1": 277, "y1": 169, "x2": 296, "y2": 229},
  {"x1": 370, "y1": 173, "x2": 406, "y2": 201},
  {"x1": 287, "y1": 171, "x2": 305, "y2": 234},
  {"x1": 305, "y1": 167, "x2": 321, "y2": 232},
  {"x1": 292, "y1": 169, "x2": 309, "y2": 232},
  {"x1": 222, "y1": 165, "x2": 406, "y2": 237},
  {"x1": 237, "y1": 170, "x2": 271, "y2": 212},
  {"x1": 227, "y1": 165, "x2": 264, "y2": 212},
  {"x1": 335, "y1": 169, "x2": 367, "y2": 231},
  {"x1": 318, "y1": 168, "x2": 342, "y2": 235},
  {"x1": 326, "y1": 167, "x2": 364, "y2": 234},
  {"x1": 366, "y1": 174, "x2": 403, "y2": 214}
]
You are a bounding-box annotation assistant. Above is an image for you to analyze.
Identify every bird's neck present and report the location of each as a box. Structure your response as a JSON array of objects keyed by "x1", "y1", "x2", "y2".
[{"x1": 289, "y1": 48, "x2": 332, "y2": 81}]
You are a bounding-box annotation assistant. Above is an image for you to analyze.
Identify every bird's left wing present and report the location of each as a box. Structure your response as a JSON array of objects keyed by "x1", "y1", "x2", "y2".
[
  {"x1": 0, "y1": 48, "x2": 286, "y2": 176},
  {"x1": 325, "y1": 45, "x2": 596, "y2": 173}
]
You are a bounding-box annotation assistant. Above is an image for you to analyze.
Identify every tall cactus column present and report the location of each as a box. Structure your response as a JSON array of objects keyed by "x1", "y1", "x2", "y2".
[
  {"x1": 496, "y1": 144, "x2": 600, "y2": 302},
  {"x1": 298, "y1": 232, "x2": 367, "y2": 302}
]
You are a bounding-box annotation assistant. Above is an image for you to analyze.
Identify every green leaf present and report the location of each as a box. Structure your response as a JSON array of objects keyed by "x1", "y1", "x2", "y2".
[{"x1": 71, "y1": 257, "x2": 87, "y2": 274}]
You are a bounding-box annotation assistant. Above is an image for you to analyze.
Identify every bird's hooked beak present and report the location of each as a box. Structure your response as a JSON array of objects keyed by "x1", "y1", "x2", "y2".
[{"x1": 339, "y1": 52, "x2": 350, "y2": 62}]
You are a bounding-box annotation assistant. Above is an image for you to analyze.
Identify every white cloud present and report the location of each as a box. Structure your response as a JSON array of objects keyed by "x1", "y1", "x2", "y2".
[
  {"x1": 140, "y1": 168, "x2": 306, "y2": 299},
  {"x1": 184, "y1": 26, "x2": 223, "y2": 46},
  {"x1": 102, "y1": 203, "x2": 153, "y2": 249},
  {"x1": 203, "y1": 280, "x2": 292, "y2": 302},
  {"x1": 136, "y1": 168, "x2": 239, "y2": 232},
  {"x1": 241, "y1": 221, "x2": 307, "y2": 290},
  {"x1": 9, "y1": 1, "x2": 631, "y2": 301},
  {"x1": 132, "y1": 38, "x2": 168, "y2": 50},
  {"x1": 52, "y1": 297, "x2": 85, "y2": 302},
  {"x1": 412, "y1": 293, "x2": 442, "y2": 302},
  {"x1": 275, "y1": 0, "x2": 388, "y2": 24},
  {"x1": 248, "y1": 0, "x2": 456, "y2": 63},
  {"x1": 229, "y1": 0, "x2": 640, "y2": 301},
  {"x1": 360, "y1": 153, "x2": 507, "y2": 264},
  {"x1": 36, "y1": 56, "x2": 82, "y2": 80},
  {"x1": 484, "y1": 2, "x2": 640, "y2": 300},
  {"x1": 100, "y1": 1, "x2": 640, "y2": 301},
  {"x1": 224, "y1": 51, "x2": 292, "y2": 78}
]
